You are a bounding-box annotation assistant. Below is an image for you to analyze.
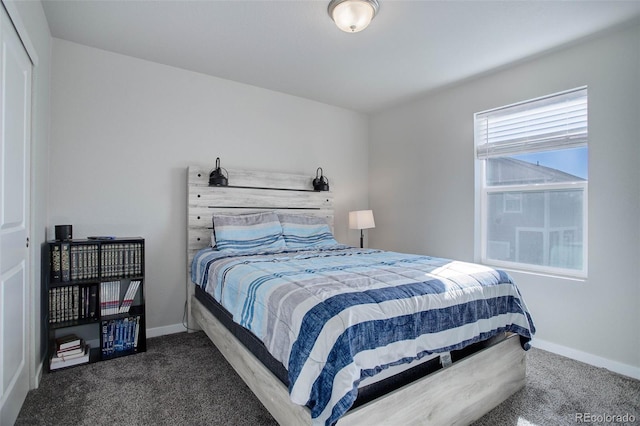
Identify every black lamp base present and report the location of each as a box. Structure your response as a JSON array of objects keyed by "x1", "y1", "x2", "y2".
[{"x1": 360, "y1": 229, "x2": 364, "y2": 249}]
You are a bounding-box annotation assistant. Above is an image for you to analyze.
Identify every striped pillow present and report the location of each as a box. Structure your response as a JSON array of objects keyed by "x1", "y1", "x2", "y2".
[
  {"x1": 213, "y1": 212, "x2": 286, "y2": 252},
  {"x1": 277, "y1": 213, "x2": 338, "y2": 249}
]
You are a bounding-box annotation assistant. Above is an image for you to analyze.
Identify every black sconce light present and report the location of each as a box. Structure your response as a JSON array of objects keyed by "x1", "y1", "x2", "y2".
[
  {"x1": 313, "y1": 167, "x2": 330, "y2": 191},
  {"x1": 209, "y1": 157, "x2": 229, "y2": 186}
]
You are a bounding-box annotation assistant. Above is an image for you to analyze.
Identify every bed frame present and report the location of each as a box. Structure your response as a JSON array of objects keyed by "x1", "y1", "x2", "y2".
[{"x1": 186, "y1": 165, "x2": 526, "y2": 425}]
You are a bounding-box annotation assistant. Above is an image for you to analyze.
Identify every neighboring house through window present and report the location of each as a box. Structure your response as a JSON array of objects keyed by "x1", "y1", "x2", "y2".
[{"x1": 474, "y1": 87, "x2": 588, "y2": 278}]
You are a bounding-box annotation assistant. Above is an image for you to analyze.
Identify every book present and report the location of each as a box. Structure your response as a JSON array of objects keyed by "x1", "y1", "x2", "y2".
[
  {"x1": 48, "y1": 288, "x2": 55, "y2": 323},
  {"x1": 60, "y1": 243, "x2": 71, "y2": 282},
  {"x1": 54, "y1": 349, "x2": 86, "y2": 361},
  {"x1": 61, "y1": 287, "x2": 68, "y2": 321},
  {"x1": 56, "y1": 334, "x2": 81, "y2": 351},
  {"x1": 70, "y1": 245, "x2": 78, "y2": 281},
  {"x1": 73, "y1": 285, "x2": 80, "y2": 320},
  {"x1": 51, "y1": 288, "x2": 58, "y2": 323},
  {"x1": 50, "y1": 244, "x2": 61, "y2": 281},
  {"x1": 56, "y1": 341, "x2": 85, "y2": 357},
  {"x1": 89, "y1": 284, "x2": 98, "y2": 318},
  {"x1": 50, "y1": 345, "x2": 90, "y2": 370},
  {"x1": 82, "y1": 286, "x2": 88, "y2": 319},
  {"x1": 113, "y1": 281, "x2": 120, "y2": 315}
]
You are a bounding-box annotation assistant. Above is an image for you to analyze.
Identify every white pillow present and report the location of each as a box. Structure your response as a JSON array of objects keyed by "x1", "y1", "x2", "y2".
[
  {"x1": 277, "y1": 213, "x2": 338, "y2": 249},
  {"x1": 212, "y1": 212, "x2": 286, "y2": 252}
]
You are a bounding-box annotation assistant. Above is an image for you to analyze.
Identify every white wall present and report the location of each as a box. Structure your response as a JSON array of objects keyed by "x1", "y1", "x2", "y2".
[
  {"x1": 4, "y1": 0, "x2": 51, "y2": 386},
  {"x1": 370, "y1": 23, "x2": 640, "y2": 375},
  {"x1": 49, "y1": 39, "x2": 370, "y2": 335}
]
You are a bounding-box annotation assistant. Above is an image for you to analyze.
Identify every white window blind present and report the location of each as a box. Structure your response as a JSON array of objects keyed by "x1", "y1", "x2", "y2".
[
  {"x1": 476, "y1": 87, "x2": 588, "y2": 159},
  {"x1": 474, "y1": 87, "x2": 588, "y2": 278}
]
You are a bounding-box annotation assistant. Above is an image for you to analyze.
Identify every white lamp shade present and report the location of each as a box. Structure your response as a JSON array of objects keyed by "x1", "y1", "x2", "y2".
[
  {"x1": 349, "y1": 210, "x2": 375, "y2": 230},
  {"x1": 330, "y1": 0, "x2": 377, "y2": 33}
]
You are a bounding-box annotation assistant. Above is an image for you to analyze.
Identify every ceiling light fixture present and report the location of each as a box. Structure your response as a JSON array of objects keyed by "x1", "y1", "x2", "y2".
[{"x1": 328, "y1": 0, "x2": 380, "y2": 33}]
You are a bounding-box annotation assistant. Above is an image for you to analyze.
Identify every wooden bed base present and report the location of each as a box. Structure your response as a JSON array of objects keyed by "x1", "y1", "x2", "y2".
[
  {"x1": 191, "y1": 296, "x2": 525, "y2": 425},
  {"x1": 186, "y1": 165, "x2": 526, "y2": 425}
]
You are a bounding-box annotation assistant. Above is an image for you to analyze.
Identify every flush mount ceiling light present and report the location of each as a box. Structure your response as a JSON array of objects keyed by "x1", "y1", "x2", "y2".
[{"x1": 328, "y1": 0, "x2": 380, "y2": 33}]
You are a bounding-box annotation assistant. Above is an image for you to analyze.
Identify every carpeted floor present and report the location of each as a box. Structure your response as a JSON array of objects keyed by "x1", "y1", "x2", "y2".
[{"x1": 16, "y1": 332, "x2": 639, "y2": 426}]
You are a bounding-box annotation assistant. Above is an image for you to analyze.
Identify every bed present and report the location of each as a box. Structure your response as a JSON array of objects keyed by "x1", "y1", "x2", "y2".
[{"x1": 186, "y1": 165, "x2": 535, "y2": 426}]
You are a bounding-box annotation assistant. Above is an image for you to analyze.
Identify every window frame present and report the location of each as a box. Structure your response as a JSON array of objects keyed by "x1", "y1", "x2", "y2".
[{"x1": 474, "y1": 88, "x2": 588, "y2": 279}]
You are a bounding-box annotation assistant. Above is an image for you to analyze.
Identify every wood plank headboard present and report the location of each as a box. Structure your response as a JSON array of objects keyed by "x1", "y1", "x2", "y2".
[{"x1": 186, "y1": 165, "x2": 334, "y2": 328}]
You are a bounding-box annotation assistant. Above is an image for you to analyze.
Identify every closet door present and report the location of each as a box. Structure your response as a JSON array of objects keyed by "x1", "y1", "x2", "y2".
[{"x1": 0, "y1": 4, "x2": 32, "y2": 425}]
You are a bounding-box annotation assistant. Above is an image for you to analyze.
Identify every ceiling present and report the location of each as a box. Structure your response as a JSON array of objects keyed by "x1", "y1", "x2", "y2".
[{"x1": 41, "y1": 0, "x2": 640, "y2": 114}]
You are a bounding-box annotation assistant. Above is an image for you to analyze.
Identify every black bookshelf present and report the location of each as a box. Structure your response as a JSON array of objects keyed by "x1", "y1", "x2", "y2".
[{"x1": 42, "y1": 237, "x2": 146, "y2": 371}]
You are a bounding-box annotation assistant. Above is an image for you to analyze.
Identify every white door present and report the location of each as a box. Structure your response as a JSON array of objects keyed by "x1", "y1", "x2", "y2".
[{"x1": 0, "y1": 4, "x2": 32, "y2": 425}]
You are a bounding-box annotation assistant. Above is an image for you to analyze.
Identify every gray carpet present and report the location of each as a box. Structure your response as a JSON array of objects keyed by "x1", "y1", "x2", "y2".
[{"x1": 16, "y1": 332, "x2": 639, "y2": 425}]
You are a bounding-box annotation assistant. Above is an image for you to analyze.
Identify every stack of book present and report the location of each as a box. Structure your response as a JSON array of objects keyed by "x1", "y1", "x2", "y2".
[
  {"x1": 50, "y1": 334, "x2": 90, "y2": 370},
  {"x1": 99, "y1": 280, "x2": 141, "y2": 316}
]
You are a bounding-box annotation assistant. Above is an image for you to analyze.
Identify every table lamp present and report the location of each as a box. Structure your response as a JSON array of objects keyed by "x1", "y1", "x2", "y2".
[{"x1": 349, "y1": 210, "x2": 375, "y2": 248}]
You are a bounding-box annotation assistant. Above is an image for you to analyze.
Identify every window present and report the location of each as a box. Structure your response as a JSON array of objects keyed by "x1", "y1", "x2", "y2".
[{"x1": 475, "y1": 87, "x2": 588, "y2": 277}]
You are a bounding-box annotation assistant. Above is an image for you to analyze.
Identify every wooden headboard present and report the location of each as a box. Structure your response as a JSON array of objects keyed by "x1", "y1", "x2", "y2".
[{"x1": 186, "y1": 165, "x2": 334, "y2": 328}]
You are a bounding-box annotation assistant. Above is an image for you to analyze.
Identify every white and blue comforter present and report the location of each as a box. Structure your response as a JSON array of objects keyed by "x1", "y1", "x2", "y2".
[{"x1": 191, "y1": 246, "x2": 535, "y2": 426}]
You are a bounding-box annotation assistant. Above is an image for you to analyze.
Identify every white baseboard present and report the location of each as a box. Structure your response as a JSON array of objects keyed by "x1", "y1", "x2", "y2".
[
  {"x1": 532, "y1": 339, "x2": 640, "y2": 380},
  {"x1": 33, "y1": 360, "x2": 43, "y2": 388},
  {"x1": 146, "y1": 323, "x2": 187, "y2": 339}
]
